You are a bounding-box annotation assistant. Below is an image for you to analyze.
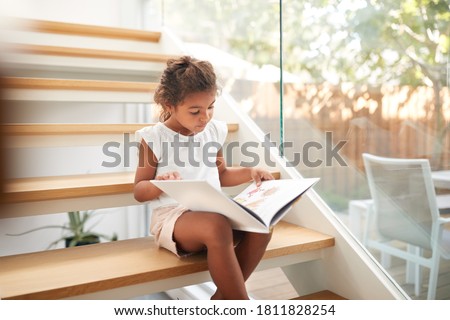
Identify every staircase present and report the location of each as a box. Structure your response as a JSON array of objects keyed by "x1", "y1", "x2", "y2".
[{"x1": 0, "y1": 18, "x2": 406, "y2": 300}]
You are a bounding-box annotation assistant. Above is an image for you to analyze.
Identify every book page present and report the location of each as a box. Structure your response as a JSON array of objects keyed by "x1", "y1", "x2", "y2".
[
  {"x1": 233, "y1": 182, "x2": 281, "y2": 213},
  {"x1": 233, "y1": 179, "x2": 318, "y2": 226}
]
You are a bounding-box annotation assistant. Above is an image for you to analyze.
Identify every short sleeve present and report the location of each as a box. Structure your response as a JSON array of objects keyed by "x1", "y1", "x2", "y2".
[
  {"x1": 135, "y1": 125, "x2": 161, "y2": 160},
  {"x1": 211, "y1": 119, "x2": 228, "y2": 146}
]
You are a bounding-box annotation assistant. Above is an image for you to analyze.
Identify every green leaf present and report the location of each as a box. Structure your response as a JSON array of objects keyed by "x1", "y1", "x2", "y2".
[{"x1": 6, "y1": 225, "x2": 70, "y2": 236}]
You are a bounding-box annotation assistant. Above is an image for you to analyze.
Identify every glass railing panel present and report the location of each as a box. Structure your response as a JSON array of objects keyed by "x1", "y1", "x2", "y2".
[{"x1": 281, "y1": 0, "x2": 449, "y2": 300}]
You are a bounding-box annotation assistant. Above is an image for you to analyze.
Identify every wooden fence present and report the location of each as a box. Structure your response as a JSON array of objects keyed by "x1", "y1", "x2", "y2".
[{"x1": 230, "y1": 81, "x2": 450, "y2": 209}]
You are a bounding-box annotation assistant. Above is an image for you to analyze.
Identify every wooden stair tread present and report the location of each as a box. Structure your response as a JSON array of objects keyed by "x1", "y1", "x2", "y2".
[
  {"x1": 3, "y1": 172, "x2": 136, "y2": 203},
  {"x1": 292, "y1": 290, "x2": 347, "y2": 300},
  {"x1": 3, "y1": 123, "x2": 239, "y2": 135},
  {"x1": 3, "y1": 77, "x2": 158, "y2": 92},
  {"x1": 0, "y1": 221, "x2": 335, "y2": 299},
  {"x1": 10, "y1": 44, "x2": 179, "y2": 63},
  {"x1": 9, "y1": 18, "x2": 162, "y2": 42},
  {"x1": 2, "y1": 169, "x2": 280, "y2": 204}
]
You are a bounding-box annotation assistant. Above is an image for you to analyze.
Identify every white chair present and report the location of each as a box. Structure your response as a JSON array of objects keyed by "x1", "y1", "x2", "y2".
[{"x1": 362, "y1": 153, "x2": 450, "y2": 299}]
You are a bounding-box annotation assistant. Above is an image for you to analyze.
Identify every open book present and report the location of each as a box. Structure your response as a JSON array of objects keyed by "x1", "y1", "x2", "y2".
[{"x1": 151, "y1": 178, "x2": 319, "y2": 233}]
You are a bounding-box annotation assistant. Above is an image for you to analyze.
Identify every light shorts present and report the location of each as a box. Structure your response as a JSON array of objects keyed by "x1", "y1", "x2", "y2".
[
  {"x1": 150, "y1": 204, "x2": 246, "y2": 258},
  {"x1": 150, "y1": 204, "x2": 190, "y2": 257}
]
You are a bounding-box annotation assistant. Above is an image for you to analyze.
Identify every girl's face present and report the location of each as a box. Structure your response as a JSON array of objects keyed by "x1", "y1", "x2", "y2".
[{"x1": 165, "y1": 90, "x2": 216, "y2": 136}]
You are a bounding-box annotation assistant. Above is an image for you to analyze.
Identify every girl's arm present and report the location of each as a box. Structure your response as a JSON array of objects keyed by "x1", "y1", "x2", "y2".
[
  {"x1": 216, "y1": 149, "x2": 273, "y2": 187},
  {"x1": 134, "y1": 139, "x2": 173, "y2": 202}
]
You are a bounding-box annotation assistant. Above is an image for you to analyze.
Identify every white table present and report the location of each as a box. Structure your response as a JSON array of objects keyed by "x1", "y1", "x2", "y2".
[{"x1": 431, "y1": 170, "x2": 450, "y2": 189}]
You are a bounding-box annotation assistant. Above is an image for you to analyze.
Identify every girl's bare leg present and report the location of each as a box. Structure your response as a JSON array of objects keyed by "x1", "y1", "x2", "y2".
[
  {"x1": 173, "y1": 211, "x2": 249, "y2": 300},
  {"x1": 212, "y1": 231, "x2": 272, "y2": 299},
  {"x1": 235, "y1": 231, "x2": 272, "y2": 280}
]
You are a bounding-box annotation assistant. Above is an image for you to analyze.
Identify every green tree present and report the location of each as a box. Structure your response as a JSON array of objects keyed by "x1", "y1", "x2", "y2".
[
  {"x1": 346, "y1": 0, "x2": 449, "y2": 166},
  {"x1": 163, "y1": 0, "x2": 280, "y2": 66},
  {"x1": 163, "y1": 0, "x2": 448, "y2": 86}
]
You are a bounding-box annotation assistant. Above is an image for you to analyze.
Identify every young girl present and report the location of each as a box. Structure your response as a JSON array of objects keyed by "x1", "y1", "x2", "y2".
[{"x1": 134, "y1": 56, "x2": 273, "y2": 300}]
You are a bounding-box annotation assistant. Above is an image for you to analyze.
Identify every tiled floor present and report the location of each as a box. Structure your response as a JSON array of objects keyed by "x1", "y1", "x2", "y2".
[{"x1": 372, "y1": 251, "x2": 450, "y2": 300}]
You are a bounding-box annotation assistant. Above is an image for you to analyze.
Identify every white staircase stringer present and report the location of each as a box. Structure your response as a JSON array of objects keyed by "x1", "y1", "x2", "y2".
[{"x1": 282, "y1": 183, "x2": 409, "y2": 299}]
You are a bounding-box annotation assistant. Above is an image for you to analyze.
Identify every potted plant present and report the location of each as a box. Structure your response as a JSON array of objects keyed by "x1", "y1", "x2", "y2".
[{"x1": 8, "y1": 210, "x2": 118, "y2": 248}]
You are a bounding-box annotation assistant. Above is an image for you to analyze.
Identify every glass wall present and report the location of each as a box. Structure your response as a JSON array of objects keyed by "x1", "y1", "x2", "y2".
[
  {"x1": 282, "y1": 0, "x2": 449, "y2": 300},
  {"x1": 154, "y1": 0, "x2": 450, "y2": 299}
]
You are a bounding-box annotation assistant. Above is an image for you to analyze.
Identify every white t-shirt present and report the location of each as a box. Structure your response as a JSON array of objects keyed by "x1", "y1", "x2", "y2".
[{"x1": 136, "y1": 119, "x2": 228, "y2": 208}]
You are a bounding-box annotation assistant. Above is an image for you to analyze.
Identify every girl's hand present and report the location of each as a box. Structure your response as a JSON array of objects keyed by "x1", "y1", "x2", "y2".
[
  {"x1": 250, "y1": 168, "x2": 274, "y2": 187},
  {"x1": 155, "y1": 171, "x2": 182, "y2": 180}
]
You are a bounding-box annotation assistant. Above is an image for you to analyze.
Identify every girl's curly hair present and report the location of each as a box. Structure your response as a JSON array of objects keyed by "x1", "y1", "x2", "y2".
[{"x1": 154, "y1": 56, "x2": 218, "y2": 121}]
